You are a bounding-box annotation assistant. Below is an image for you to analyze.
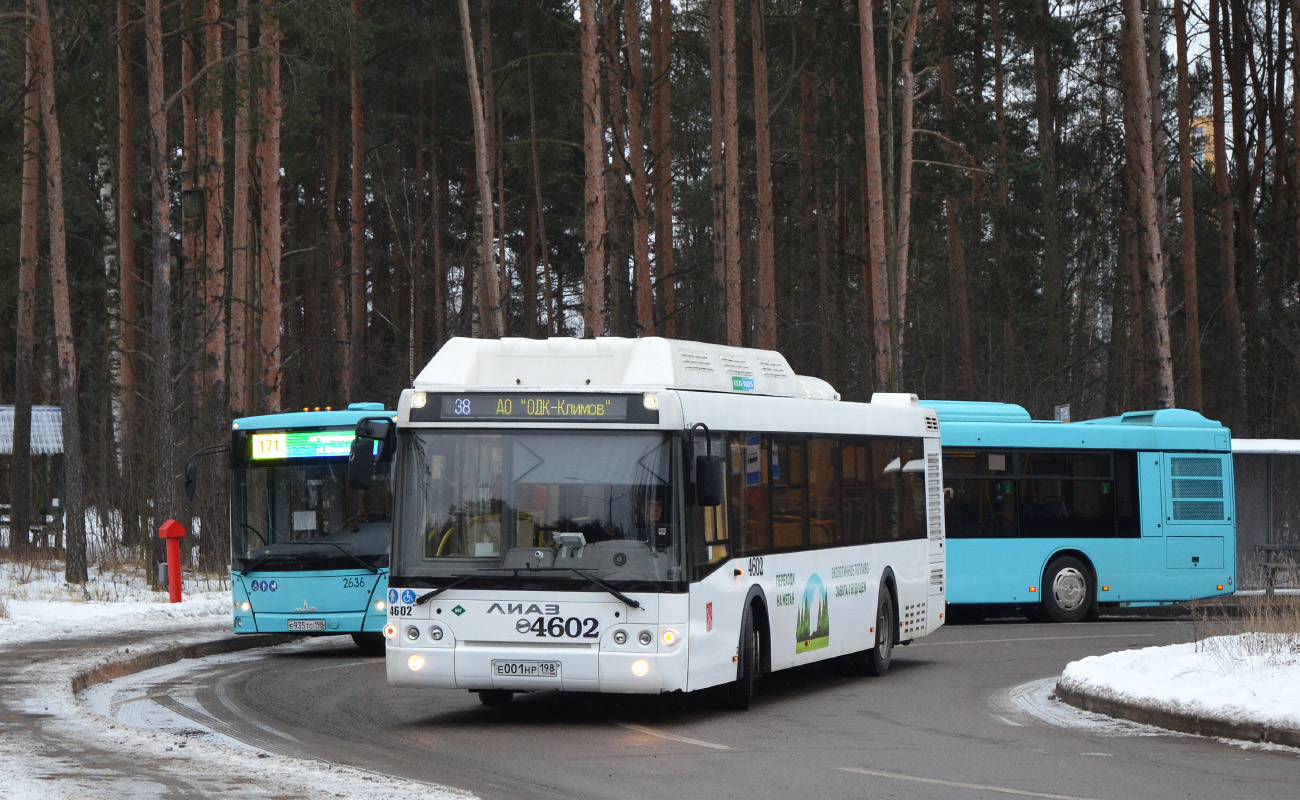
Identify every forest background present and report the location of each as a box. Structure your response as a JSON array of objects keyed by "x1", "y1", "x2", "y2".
[{"x1": 1, "y1": 0, "x2": 1295, "y2": 582}]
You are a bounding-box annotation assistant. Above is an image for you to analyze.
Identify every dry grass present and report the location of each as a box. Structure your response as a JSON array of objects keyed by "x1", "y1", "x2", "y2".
[
  {"x1": 1191, "y1": 593, "x2": 1300, "y2": 673},
  {"x1": 0, "y1": 595, "x2": 8, "y2": 619}
]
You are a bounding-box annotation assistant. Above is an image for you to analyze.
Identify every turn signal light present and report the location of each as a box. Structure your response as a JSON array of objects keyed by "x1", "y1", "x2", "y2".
[
  {"x1": 383, "y1": 623, "x2": 397, "y2": 639},
  {"x1": 1029, "y1": 586, "x2": 1037, "y2": 593},
  {"x1": 662, "y1": 629, "x2": 679, "y2": 646}
]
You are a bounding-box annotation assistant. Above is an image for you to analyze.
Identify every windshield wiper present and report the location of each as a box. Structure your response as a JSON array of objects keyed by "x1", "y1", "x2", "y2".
[
  {"x1": 302, "y1": 541, "x2": 379, "y2": 574},
  {"x1": 553, "y1": 568, "x2": 642, "y2": 609},
  {"x1": 415, "y1": 576, "x2": 474, "y2": 606}
]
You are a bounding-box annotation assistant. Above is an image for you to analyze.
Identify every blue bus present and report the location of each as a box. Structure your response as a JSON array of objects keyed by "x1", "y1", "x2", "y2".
[
  {"x1": 926, "y1": 402, "x2": 1235, "y2": 622},
  {"x1": 228, "y1": 404, "x2": 394, "y2": 649}
]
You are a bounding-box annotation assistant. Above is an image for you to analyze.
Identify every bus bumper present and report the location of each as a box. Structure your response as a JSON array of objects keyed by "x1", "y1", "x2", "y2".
[{"x1": 387, "y1": 641, "x2": 690, "y2": 694}]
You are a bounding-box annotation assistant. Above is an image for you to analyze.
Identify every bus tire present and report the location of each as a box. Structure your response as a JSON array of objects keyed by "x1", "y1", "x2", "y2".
[
  {"x1": 864, "y1": 589, "x2": 895, "y2": 677},
  {"x1": 723, "y1": 605, "x2": 761, "y2": 710},
  {"x1": 351, "y1": 632, "x2": 385, "y2": 653},
  {"x1": 478, "y1": 690, "x2": 514, "y2": 707},
  {"x1": 1042, "y1": 556, "x2": 1093, "y2": 623}
]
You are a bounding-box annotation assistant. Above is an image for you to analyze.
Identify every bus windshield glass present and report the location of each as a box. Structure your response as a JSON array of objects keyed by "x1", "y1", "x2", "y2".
[
  {"x1": 392, "y1": 431, "x2": 681, "y2": 587},
  {"x1": 231, "y1": 459, "x2": 392, "y2": 571}
]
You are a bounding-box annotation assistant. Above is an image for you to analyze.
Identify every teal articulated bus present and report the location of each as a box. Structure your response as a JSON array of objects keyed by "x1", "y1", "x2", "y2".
[
  {"x1": 926, "y1": 402, "x2": 1235, "y2": 622},
  {"x1": 229, "y1": 404, "x2": 394, "y2": 649}
]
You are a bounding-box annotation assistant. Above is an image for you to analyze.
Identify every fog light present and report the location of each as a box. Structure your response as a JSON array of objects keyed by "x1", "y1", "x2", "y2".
[
  {"x1": 662, "y1": 629, "x2": 678, "y2": 646},
  {"x1": 638, "y1": 630, "x2": 653, "y2": 646},
  {"x1": 383, "y1": 623, "x2": 397, "y2": 639},
  {"x1": 613, "y1": 630, "x2": 628, "y2": 646},
  {"x1": 406, "y1": 625, "x2": 420, "y2": 641},
  {"x1": 374, "y1": 600, "x2": 386, "y2": 612},
  {"x1": 235, "y1": 618, "x2": 243, "y2": 628},
  {"x1": 429, "y1": 625, "x2": 444, "y2": 641},
  {"x1": 632, "y1": 659, "x2": 649, "y2": 677},
  {"x1": 408, "y1": 654, "x2": 425, "y2": 671}
]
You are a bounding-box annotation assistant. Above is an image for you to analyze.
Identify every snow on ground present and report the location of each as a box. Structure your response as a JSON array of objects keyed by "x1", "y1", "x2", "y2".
[
  {"x1": 1059, "y1": 632, "x2": 1300, "y2": 731},
  {"x1": 0, "y1": 560, "x2": 470, "y2": 800},
  {"x1": 3, "y1": 556, "x2": 1299, "y2": 798}
]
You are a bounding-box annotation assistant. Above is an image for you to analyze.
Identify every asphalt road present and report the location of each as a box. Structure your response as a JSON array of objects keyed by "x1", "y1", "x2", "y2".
[{"x1": 91, "y1": 617, "x2": 1300, "y2": 800}]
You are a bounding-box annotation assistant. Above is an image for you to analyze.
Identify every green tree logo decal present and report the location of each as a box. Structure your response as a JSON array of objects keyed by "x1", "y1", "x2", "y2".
[{"x1": 795, "y1": 573, "x2": 830, "y2": 652}]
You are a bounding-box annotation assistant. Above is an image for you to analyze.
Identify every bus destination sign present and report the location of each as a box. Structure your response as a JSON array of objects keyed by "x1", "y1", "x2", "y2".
[
  {"x1": 412, "y1": 393, "x2": 658, "y2": 424},
  {"x1": 250, "y1": 430, "x2": 367, "y2": 460}
]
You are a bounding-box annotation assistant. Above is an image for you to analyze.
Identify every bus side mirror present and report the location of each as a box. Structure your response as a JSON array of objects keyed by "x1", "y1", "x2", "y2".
[
  {"x1": 183, "y1": 461, "x2": 198, "y2": 502},
  {"x1": 695, "y1": 455, "x2": 724, "y2": 507},
  {"x1": 348, "y1": 417, "x2": 394, "y2": 490}
]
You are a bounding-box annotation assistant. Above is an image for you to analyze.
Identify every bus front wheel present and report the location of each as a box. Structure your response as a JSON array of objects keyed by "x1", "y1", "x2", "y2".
[
  {"x1": 1042, "y1": 556, "x2": 1093, "y2": 623},
  {"x1": 864, "y1": 590, "x2": 894, "y2": 677},
  {"x1": 723, "y1": 605, "x2": 761, "y2": 710}
]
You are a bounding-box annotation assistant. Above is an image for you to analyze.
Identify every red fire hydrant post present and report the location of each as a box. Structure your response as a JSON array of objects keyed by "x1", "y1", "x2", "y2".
[{"x1": 159, "y1": 519, "x2": 186, "y2": 603}]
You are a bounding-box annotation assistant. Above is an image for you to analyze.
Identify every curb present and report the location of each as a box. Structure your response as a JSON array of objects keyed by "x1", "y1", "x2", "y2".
[
  {"x1": 71, "y1": 632, "x2": 294, "y2": 696},
  {"x1": 1054, "y1": 682, "x2": 1300, "y2": 748}
]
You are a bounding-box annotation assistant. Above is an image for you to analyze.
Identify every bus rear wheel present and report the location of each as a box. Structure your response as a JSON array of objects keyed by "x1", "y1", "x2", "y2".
[
  {"x1": 723, "y1": 605, "x2": 761, "y2": 710},
  {"x1": 864, "y1": 590, "x2": 894, "y2": 677},
  {"x1": 1042, "y1": 556, "x2": 1093, "y2": 623},
  {"x1": 478, "y1": 690, "x2": 514, "y2": 707}
]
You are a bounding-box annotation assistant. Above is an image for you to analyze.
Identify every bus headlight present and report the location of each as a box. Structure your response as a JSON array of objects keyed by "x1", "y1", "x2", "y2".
[
  {"x1": 408, "y1": 654, "x2": 426, "y2": 671},
  {"x1": 613, "y1": 630, "x2": 628, "y2": 646},
  {"x1": 643, "y1": 393, "x2": 659, "y2": 410},
  {"x1": 374, "y1": 600, "x2": 386, "y2": 612},
  {"x1": 405, "y1": 625, "x2": 420, "y2": 641},
  {"x1": 632, "y1": 659, "x2": 649, "y2": 677},
  {"x1": 383, "y1": 623, "x2": 398, "y2": 639},
  {"x1": 661, "y1": 629, "x2": 679, "y2": 646},
  {"x1": 239, "y1": 601, "x2": 251, "y2": 612},
  {"x1": 411, "y1": 392, "x2": 428, "y2": 409},
  {"x1": 429, "y1": 625, "x2": 444, "y2": 641}
]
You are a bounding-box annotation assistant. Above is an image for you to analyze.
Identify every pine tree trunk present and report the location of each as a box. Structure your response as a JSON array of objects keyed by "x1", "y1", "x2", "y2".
[
  {"x1": 650, "y1": 0, "x2": 674, "y2": 336},
  {"x1": 230, "y1": 0, "x2": 253, "y2": 416},
  {"x1": 798, "y1": 0, "x2": 817, "y2": 358},
  {"x1": 10, "y1": 8, "x2": 41, "y2": 553},
  {"x1": 626, "y1": 0, "x2": 654, "y2": 335},
  {"x1": 258, "y1": 1, "x2": 282, "y2": 408},
  {"x1": 859, "y1": 0, "x2": 889, "y2": 389},
  {"x1": 891, "y1": 0, "x2": 923, "y2": 386},
  {"x1": 1034, "y1": 0, "x2": 1063, "y2": 377},
  {"x1": 325, "y1": 91, "x2": 348, "y2": 393},
  {"x1": 202, "y1": 0, "x2": 226, "y2": 408},
  {"x1": 579, "y1": 0, "x2": 607, "y2": 336},
  {"x1": 430, "y1": 78, "x2": 447, "y2": 346},
  {"x1": 752, "y1": 0, "x2": 775, "y2": 350},
  {"x1": 36, "y1": 0, "x2": 87, "y2": 580},
  {"x1": 1174, "y1": 0, "x2": 1202, "y2": 410},
  {"x1": 1122, "y1": 0, "x2": 1175, "y2": 407},
  {"x1": 1211, "y1": 0, "x2": 1246, "y2": 422},
  {"x1": 116, "y1": 0, "x2": 138, "y2": 464},
  {"x1": 525, "y1": 53, "x2": 555, "y2": 335},
  {"x1": 460, "y1": 0, "x2": 504, "y2": 337},
  {"x1": 722, "y1": 0, "x2": 741, "y2": 347},
  {"x1": 709, "y1": 0, "x2": 726, "y2": 341},
  {"x1": 349, "y1": 0, "x2": 367, "y2": 389},
  {"x1": 939, "y1": 0, "x2": 975, "y2": 399}
]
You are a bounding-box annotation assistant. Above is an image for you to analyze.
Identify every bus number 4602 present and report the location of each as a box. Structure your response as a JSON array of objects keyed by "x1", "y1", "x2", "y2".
[{"x1": 521, "y1": 616, "x2": 599, "y2": 638}]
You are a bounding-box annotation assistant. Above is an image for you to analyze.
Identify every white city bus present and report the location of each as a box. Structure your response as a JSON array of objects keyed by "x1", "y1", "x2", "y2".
[{"x1": 354, "y1": 337, "x2": 945, "y2": 708}]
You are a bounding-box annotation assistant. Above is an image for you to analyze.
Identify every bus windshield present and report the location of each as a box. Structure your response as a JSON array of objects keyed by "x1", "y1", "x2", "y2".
[
  {"x1": 392, "y1": 430, "x2": 682, "y2": 588},
  {"x1": 231, "y1": 460, "x2": 392, "y2": 571}
]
